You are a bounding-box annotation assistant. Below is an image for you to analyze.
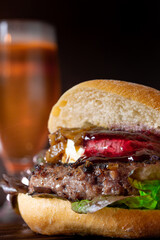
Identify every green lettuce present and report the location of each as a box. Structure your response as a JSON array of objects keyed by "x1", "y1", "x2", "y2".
[
  {"x1": 71, "y1": 165, "x2": 160, "y2": 214},
  {"x1": 71, "y1": 196, "x2": 127, "y2": 214},
  {"x1": 127, "y1": 178, "x2": 160, "y2": 209}
]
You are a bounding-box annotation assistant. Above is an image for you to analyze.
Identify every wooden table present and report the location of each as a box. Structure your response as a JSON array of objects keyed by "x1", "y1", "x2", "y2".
[
  {"x1": 0, "y1": 223, "x2": 111, "y2": 240},
  {"x1": 0, "y1": 203, "x2": 156, "y2": 239},
  {"x1": 0, "y1": 202, "x2": 105, "y2": 239}
]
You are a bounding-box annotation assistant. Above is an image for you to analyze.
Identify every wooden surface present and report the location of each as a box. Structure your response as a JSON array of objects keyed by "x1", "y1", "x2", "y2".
[
  {"x1": 0, "y1": 223, "x2": 66, "y2": 239},
  {"x1": 0, "y1": 202, "x2": 105, "y2": 239},
  {"x1": 0, "y1": 203, "x2": 157, "y2": 239},
  {"x1": 0, "y1": 223, "x2": 114, "y2": 240},
  {"x1": 0, "y1": 223, "x2": 158, "y2": 240}
]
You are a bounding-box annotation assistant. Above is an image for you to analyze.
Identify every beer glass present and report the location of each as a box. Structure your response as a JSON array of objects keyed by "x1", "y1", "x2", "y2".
[{"x1": 0, "y1": 20, "x2": 61, "y2": 175}]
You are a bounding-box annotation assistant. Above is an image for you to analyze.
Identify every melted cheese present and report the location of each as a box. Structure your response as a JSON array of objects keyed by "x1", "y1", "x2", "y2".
[{"x1": 62, "y1": 139, "x2": 84, "y2": 163}]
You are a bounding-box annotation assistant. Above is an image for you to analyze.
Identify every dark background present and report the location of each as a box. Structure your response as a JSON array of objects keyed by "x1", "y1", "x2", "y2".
[
  {"x1": 0, "y1": 0, "x2": 160, "y2": 91},
  {"x1": 1, "y1": 0, "x2": 160, "y2": 205}
]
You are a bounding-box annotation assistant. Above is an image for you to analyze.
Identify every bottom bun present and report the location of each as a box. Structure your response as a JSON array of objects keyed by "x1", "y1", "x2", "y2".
[{"x1": 18, "y1": 193, "x2": 160, "y2": 238}]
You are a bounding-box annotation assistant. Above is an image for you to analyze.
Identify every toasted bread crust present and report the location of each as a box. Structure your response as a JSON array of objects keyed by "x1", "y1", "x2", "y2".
[
  {"x1": 76, "y1": 80, "x2": 160, "y2": 110},
  {"x1": 18, "y1": 193, "x2": 160, "y2": 238},
  {"x1": 48, "y1": 79, "x2": 160, "y2": 133}
]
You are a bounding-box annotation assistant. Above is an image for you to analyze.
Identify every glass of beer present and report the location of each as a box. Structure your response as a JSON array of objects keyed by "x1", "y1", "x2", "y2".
[{"x1": 0, "y1": 20, "x2": 61, "y2": 175}]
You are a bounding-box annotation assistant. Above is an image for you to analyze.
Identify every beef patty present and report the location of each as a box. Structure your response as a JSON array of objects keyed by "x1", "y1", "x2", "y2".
[{"x1": 29, "y1": 161, "x2": 160, "y2": 201}]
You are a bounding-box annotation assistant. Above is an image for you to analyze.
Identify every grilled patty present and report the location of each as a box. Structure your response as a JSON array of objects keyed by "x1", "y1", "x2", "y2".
[{"x1": 28, "y1": 161, "x2": 159, "y2": 201}]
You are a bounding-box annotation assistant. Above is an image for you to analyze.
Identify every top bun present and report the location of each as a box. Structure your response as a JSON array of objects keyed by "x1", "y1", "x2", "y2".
[{"x1": 48, "y1": 79, "x2": 160, "y2": 133}]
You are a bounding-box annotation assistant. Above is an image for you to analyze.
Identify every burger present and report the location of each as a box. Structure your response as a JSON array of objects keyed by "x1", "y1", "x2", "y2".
[{"x1": 1, "y1": 79, "x2": 160, "y2": 238}]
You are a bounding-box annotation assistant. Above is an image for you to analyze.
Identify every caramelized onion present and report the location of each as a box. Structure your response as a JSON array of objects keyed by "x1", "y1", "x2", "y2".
[{"x1": 46, "y1": 125, "x2": 160, "y2": 164}]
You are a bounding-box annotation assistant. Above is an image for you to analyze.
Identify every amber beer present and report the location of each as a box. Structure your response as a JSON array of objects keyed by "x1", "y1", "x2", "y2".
[{"x1": 0, "y1": 42, "x2": 60, "y2": 174}]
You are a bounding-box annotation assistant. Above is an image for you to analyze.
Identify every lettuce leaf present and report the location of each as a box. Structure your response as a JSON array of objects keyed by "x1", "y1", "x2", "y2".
[
  {"x1": 71, "y1": 165, "x2": 160, "y2": 214},
  {"x1": 110, "y1": 195, "x2": 157, "y2": 209},
  {"x1": 71, "y1": 194, "x2": 158, "y2": 214},
  {"x1": 128, "y1": 178, "x2": 160, "y2": 209},
  {"x1": 71, "y1": 196, "x2": 127, "y2": 214}
]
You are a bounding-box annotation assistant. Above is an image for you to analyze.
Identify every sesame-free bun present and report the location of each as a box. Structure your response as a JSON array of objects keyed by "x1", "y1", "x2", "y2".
[
  {"x1": 18, "y1": 193, "x2": 160, "y2": 238},
  {"x1": 48, "y1": 79, "x2": 160, "y2": 133},
  {"x1": 17, "y1": 80, "x2": 160, "y2": 238}
]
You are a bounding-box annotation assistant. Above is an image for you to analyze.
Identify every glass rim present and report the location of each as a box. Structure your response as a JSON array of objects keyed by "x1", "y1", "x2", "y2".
[
  {"x1": 0, "y1": 19, "x2": 57, "y2": 44},
  {"x1": 0, "y1": 19, "x2": 55, "y2": 28}
]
